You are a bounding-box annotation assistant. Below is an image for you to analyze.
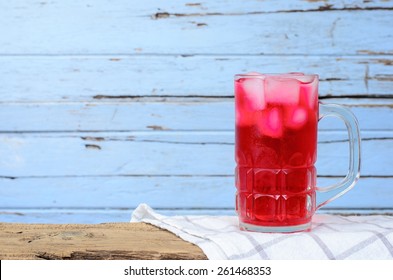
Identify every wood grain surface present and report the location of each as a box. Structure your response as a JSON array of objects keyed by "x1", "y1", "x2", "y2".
[
  {"x1": 0, "y1": 222, "x2": 207, "y2": 260},
  {"x1": 0, "y1": 56, "x2": 392, "y2": 101},
  {"x1": 0, "y1": 1, "x2": 392, "y2": 55}
]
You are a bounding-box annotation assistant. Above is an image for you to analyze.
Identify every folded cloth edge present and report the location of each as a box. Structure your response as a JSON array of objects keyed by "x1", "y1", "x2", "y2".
[{"x1": 130, "y1": 203, "x2": 229, "y2": 259}]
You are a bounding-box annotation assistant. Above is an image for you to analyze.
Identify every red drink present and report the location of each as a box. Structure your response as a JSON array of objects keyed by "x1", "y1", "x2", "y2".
[{"x1": 235, "y1": 73, "x2": 319, "y2": 232}]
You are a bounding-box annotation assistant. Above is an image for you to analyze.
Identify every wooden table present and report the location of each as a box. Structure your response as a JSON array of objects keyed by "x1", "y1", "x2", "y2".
[{"x1": 0, "y1": 223, "x2": 207, "y2": 260}]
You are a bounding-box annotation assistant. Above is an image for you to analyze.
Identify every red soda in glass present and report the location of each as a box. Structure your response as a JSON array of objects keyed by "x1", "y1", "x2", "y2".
[{"x1": 235, "y1": 73, "x2": 319, "y2": 232}]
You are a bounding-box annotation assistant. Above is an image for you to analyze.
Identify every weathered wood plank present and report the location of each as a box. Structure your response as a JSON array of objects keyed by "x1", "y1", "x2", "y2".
[
  {"x1": 0, "y1": 56, "x2": 392, "y2": 101},
  {"x1": 0, "y1": 209, "x2": 133, "y2": 224},
  {"x1": 0, "y1": 131, "x2": 391, "y2": 177},
  {"x1": 148, "y1": 0, "x2": 393, "y2": 13},
  {"x1": 2, "y1": 176, "x2": 236, "y2": 208},
  {"x1": 0, "y1": 1, "x2": 392, "y2": 55},
  {"x1": 0, "y1": 177, "x2": 391, "y2": 210},
  {"x1": 2, "y1": 0, "x2": 392, "y2": 19},
  {"x1": 0, "y1": 99, "x2": 391, "y2": 131},
  {"x1": 0, "y1": 208, "x2": 237, "y2": 224},
  {"x1": 0, "y1": 223, "x2": 207, "y2": 260}
]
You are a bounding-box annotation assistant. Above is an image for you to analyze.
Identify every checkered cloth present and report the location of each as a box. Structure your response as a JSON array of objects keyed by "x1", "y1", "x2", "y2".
[{"x1": 131, "y1": 204, "x2": 393, "y2": 260}]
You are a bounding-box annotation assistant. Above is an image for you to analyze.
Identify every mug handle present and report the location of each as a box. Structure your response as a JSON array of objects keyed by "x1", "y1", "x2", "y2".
[{"x1": 316, "y1": 103, "x2": 361, "y2": 209}]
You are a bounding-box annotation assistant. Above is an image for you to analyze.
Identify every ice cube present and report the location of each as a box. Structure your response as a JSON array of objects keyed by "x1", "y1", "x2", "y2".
[
  {"x1": 257, "y1": 108, "x2": 283, "y2": 138},
  {"x1": 295, "y1": 75, "x2": 316, "y2": 84},
  {"x1": 286, "y1": 107, "x2": 308, "y2": 129},
  {"x1": 235, "y1": 101, "x2": 256, "y2": 126},
  {"x1": 265, "y1": 76, "x2": 300, "y2": 105},
  {"x1": 235, "y1": 79, "x2": 258, "y2": 126},
  {"x1": 299, "y1": 78, "x2": 318, "y2": 109},
  {"x1": 241, "y1": 77, "x2": 266, "y2": 110}
]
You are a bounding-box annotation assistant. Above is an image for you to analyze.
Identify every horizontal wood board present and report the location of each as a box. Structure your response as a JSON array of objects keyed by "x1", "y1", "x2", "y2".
[
  {"x1": 0, "y1": 222, "x2": 207, "y2": 259},
  {"x1": 0, "y1": 1, "x2": 392, "y2": 55},
  {"x1": 0, "y1": 99, "x2": 391, "y2": 131},
  {"x1": 0, "y1": 131, "x2": 391, "y2": 177},
  {"x1": 0, "y1": 56, "x2": 392, "y2": 101}
]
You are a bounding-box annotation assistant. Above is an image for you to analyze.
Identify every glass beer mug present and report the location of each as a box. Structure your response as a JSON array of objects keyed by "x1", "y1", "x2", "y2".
[{"x1": 234, "y1": 73, "x2": 361, "y2": 232}]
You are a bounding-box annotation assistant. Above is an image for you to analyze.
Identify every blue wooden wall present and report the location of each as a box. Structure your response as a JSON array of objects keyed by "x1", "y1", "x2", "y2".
[{"x1": 0, "y1": 0, "x2": 392, "y2": 223}]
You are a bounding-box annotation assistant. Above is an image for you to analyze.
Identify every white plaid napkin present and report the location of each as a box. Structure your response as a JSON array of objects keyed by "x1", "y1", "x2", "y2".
[{"x1": 131, "y1": 204, "x2": 393, "y2": 260}]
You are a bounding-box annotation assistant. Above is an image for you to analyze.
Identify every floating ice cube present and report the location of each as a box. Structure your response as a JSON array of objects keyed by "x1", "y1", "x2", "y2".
[
  {"x1": 299, "y1": 78, "x2": 318, "y2": 109},
  {"x1": 286, "y1": 107, "x2": 308, "y2": 129},
  {"x1": 235, "y1": 102, "x2": 255, "y2": 126},
  {"x1": 281, "y1": 73, "x2": 316, "y2": 84},
  {"x1": 257, "y1": 108, "x2": 283, "y2": 138},
  {"x1": 294, "y1": 75, "x2": 316, "y2": 84},
  {"x1": 265, "y1": 76, "x2": 300, "y2": 105},
  {"x1": 235, "y1": 79, "x2": 258, "y2": 126},
  {"x1": 241, "y1": 77, "x2": 266, "y2": 110}
]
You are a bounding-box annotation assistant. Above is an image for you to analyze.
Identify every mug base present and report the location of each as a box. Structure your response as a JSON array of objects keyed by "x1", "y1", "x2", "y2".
[{"x1": 239, "y1": 221, "x2": 312, "y2": 233}]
